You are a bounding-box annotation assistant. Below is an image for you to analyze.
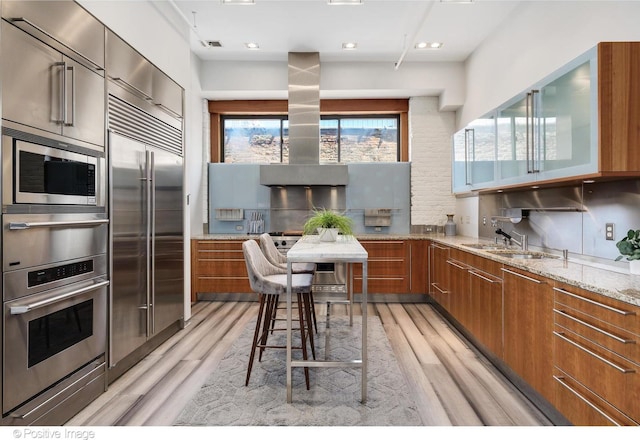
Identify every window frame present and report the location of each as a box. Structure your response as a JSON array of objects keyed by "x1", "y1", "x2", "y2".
[{"x1": 209, "y1": 99, "x2": 409, "y2": 163}]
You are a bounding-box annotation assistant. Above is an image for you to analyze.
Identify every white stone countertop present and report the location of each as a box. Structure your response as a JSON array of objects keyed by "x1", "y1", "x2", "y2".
[{"x1": 192, "y1": 233, "x2": 640, "y2": 307}]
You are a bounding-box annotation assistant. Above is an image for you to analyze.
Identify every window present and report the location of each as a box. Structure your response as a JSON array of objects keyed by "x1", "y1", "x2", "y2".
[{"x1": 221, "y1": 115, "x2": 400, "y2": 163}]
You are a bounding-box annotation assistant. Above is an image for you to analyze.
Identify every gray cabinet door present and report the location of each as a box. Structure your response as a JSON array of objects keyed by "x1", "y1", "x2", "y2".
[{"x1": 1, "y1": 21, "x2": 61, "y2": 135}]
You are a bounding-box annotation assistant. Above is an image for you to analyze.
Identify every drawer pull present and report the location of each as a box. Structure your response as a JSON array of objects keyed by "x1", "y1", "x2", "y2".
[
  {"x1": 431, "y1": 283, "x2": 448, "y2": 294},
  {"x1": 501, "y1": 267, "x2": 545, "y2": 284},
  {"x1": 446, "y1": 260, "x2": 468, "y2": 270},
  {"x1": 469, "y1": 270, "x2": 502, "y2": 284},
  {"x1": 553, "y1": 331, "x2": 635, "y2": 374},
  {"x1": 553, "y1": 288, "x2": 636, "y2": 316},
  {"x1": 553, "y1": 375, "x2": 621, "y2": 426},
  {"x1": 554, "y1": 309, "x2": 635, "y2": 344},
  {"x1": 431, "y1": 244, "x2": 449, "y2": 250}
]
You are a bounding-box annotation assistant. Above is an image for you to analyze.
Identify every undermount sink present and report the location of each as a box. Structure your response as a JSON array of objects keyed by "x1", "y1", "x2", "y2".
[{"x1": 487, "y1": 250, "x2": 559, "y2": 260}]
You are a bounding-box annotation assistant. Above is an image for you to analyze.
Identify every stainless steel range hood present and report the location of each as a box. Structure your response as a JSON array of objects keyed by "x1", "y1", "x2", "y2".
[{"x1": 260, "y1": 52, "x2": 348, "y2": 186}]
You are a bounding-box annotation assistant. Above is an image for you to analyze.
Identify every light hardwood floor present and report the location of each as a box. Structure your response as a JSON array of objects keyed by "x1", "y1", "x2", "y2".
[{"x1": 67, "y1": 300, "x2": 552, "y2": 426}]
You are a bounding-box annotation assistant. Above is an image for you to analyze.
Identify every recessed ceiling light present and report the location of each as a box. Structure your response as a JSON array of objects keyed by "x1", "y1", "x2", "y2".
[
  {"x1": 245, "y1": 42, "x2": 259, "y2": 50},
  {"x1": 221, "y1": 0, "x2": 255, "y2": 4},
  {"x1": 415, "y1": 42, "x2": 443, "y2": 49},
  {"x1": 328, "y1": 0, "x2": 363, "y2": 5},
  {"x1": 203, "y1": 40, "x2": 223, "y2": 48},
  {"x1": 342, "y1": 42, "x2": 357, "y2": 50}
]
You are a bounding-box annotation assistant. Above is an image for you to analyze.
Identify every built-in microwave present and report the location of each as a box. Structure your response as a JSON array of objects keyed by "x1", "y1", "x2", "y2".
[{"x1": 5, "y1": 137, "x2": 105, "y2": 207}]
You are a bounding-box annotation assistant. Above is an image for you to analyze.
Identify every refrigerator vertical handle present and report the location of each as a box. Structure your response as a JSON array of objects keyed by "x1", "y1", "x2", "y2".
[
  {"x1": 145, "y1": 150, "x2": 152, "y2": 338},
  {"x1": 149, "y1": 150, "x2": 156, "y2": 335}
]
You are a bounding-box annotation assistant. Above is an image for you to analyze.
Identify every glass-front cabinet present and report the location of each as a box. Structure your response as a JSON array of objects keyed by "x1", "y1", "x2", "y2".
[
  {"x1": 495, "y1": 49, "x2": 597, "y2": 187},
  {"x1": 454, "y1": 47, "x2": 598, "y2": 193},
  {"x1": 452, "y1": 114, "x2": 496, "y2": 193}
]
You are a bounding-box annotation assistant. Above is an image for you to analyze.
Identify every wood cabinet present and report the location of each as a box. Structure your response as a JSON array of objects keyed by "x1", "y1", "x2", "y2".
[
  {"x1": 428, "y1": 242, "x2": 450, "y2": 308},
  {"x1": 191, "y1": 239, "x2": 253, "y2": 301},
  {"x1": 502, "y1": 266, "x2": 555, "y2": 403},
  {"x1": 353, "y1": 240, "x2": 410, "y2": 294},
  {"x1": 409, "y1": 239, "x2": 430, "y2": 295},
  {"x1": 466, "y1": 253, "x2": 503, "y2": 357},
  {"x1": 446, "y1": 249, "x2": 472, "y2": 329},
  {"x1": 553, "y1": 283, "x2": 640, "y2": 425}
]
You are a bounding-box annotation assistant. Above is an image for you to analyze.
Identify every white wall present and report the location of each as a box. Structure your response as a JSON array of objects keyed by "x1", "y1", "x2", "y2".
[
  {"x1": 409, "y1": 97, "x2": 456, "y2": 227},
  {"x1": 460, "y1": 0, "x2": 640, "y2": 129}
]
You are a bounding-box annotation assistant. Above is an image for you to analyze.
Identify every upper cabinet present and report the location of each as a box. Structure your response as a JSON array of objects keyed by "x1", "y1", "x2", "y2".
[
  {"x1": 106, "y1": 30, "x2": 183, "y2": 123},
  {"x1": 453, "y1": 42, "x2": 640, "y2": 194},
  {"x1": 1, "y1": 1, "x2": 106, "y2": 148},
  {"x1": 452, "y1": 114, "x2": 497, "y2": 193}
]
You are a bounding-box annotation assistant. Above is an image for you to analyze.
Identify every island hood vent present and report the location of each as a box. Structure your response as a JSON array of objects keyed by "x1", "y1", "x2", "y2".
[{"x1": 260, "y1": 52, "x2": 348, "y2": 186}]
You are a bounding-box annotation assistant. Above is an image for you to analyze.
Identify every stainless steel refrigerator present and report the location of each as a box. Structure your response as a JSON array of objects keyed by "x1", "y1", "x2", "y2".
[{"x1": 109, "y1": 130, "x2": 184, "y2": 368}]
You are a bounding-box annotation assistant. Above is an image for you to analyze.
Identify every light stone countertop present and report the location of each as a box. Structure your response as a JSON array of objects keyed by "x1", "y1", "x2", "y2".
[{"x1": 192, "y1": 233, "x2": 640, "y2": 307}]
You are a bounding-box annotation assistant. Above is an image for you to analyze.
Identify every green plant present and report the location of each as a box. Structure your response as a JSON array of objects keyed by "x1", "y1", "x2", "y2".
[
  {"x1": 615, "y1": 229, "x2": 640, "y2": 261},
  {"x1": 303, "y1": 208, "x2": 354, "y2": 236}
]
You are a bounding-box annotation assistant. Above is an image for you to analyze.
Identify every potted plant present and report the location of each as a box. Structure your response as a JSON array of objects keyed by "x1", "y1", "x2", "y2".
[
  {"x1": 615, "y1": 229, "x2": 640, "y2": 275},
  {"x1": 303, "y1": 208, "x2": 354, "y2": 241}
]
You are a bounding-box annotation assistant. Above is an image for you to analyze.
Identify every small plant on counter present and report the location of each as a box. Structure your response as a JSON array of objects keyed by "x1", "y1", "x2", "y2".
[
  {"x1": 303, "y1": 208, "x2": 354, "y2": 236},
  {"x1": 615, "y1": 229, "x2": 640, "y2": 261}
]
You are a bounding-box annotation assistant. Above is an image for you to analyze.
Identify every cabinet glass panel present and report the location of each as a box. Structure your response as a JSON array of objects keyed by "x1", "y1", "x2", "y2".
[
  {"x1": 497, "y1": 96, "x2": 529, "y2": 181},
  {"x1": 538, "y1": 60, "x2": 593, "y2": 174},
  {"x1": 468, "y1": 116, "x2": 496, "y2": 186},
  {"x1": 452, "y1": 128, "x2": 468, "y2": 191}
]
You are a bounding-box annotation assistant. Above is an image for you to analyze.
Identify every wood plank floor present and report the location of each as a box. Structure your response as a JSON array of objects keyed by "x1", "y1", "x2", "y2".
[{"x1": 66, "y1": 300, "x2": 553, "y2": 426}]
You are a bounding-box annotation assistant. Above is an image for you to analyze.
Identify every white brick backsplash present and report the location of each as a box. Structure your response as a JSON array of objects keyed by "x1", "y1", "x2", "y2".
[{"x1": 409, "y1": 97, "x2": 457, "y2": 227}]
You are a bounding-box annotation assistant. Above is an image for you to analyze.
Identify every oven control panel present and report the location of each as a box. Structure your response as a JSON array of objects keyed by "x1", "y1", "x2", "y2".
[{"x1": 28, "y1": 260, "x2": 94, "y2": 287}]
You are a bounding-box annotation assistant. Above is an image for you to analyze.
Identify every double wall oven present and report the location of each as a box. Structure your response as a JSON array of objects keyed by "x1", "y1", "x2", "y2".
[{"x1": 1, "y1": 128, "x2": 109, "y2": 425}]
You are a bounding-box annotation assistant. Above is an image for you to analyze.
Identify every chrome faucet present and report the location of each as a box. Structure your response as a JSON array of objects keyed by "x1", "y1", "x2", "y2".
[{"x1": 495, "y1": 228, "x2": 528, "y2": 250}]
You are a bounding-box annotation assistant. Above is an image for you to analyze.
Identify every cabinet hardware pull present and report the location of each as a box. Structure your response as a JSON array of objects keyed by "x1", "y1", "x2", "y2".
[
  {"x1": 154, "y1": 102, "x2": 183, "y2": 120},
  {"x1": 501, "y1": 267, "x2": 544, "y2": 284},
  {"x1": 110, "y1": 77, "x2": 154, "y2": 101},
  {"x1": 553, "y1": 309, "x2": 635, "y2": 344},
  {"x1": 469, "y1": 270, "x2": 501, "y2": 284},
  {"x1": 431, "y1": 283, "x2": 448, "y2": 294},
  {"x1": 553, "y1": 331, "x2": 635, "y2": 374},
  {"x1": 552, "y1": 375, "x2": 621, "y2": 426},
  {"x1": 9, "y1": 219, "x2": 109, "y2": 230},
  {"x1": 446, "y1": 260, "x2": 468, "y2": 270},
  {"x1": 10, "y1": 279, "x2": 109, "y2": 314},
  {"x1": 431, "y1": 244, "x2": 449, "y2": 250},
  {"x1": 464, "y1": 128, "x2": 473, "y2": 185},
  {"x1": 553, "y1": 287, "x2": 635, "y2": 316},
  {"x1": 8, "y1": 17, "x2": 104, "y2": 71}
]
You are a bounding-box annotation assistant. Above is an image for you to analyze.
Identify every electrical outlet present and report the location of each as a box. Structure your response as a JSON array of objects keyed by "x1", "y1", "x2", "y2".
[
  {"x1": 374, "y1": 226, "x2": 381, "y2": 232},
  {"x1": 605, "y1": 223, "x2": 615, "y2": 240},
  {"x1": 235, "y1": 224, "x2": 244, "y2": 231}
]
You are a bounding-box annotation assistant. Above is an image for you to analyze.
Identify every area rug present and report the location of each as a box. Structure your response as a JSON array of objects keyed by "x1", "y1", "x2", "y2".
[{"x1": 174, "y1": 312, "x2": 422, "y2": 426}]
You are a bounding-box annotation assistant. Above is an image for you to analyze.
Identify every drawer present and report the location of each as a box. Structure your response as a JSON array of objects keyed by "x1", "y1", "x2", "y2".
[
  {"x1": 554, "y1": 326, "x2": 640, "y2": 421},
  {"x1": 195, "y1": 276, "x2": 251, "y2": 294},
  {"x1": 554, "y1": 367, "x2": 638, "y2": 426},
  {"x1": 359, "y1": 241, "x2": 406, "y2": 258},
  {"x1": 196, "y1": 259, "x2": 248, "y2": 277},
  {"x1": 554, "y1": 306, "x2": 640, "y2": 365},
  {"x1": 352, "y1": 259, "x2": 405, "y2": 277},
  {"x1": 354, "y1": 277, "x2": 407, "y2": 294},
  {"x1": 554, "y1": 283, "x2": 640, "y2": 336},
  {"x1": 194, "y1": 240, "x2": 246, "y2": 251},
  {"x1": 197, "y1": 249, "x2": 245, "y2": 260}
]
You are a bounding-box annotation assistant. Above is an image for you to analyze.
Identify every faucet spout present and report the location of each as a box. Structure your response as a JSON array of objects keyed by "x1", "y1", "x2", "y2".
[{"x1": 495, "y1": 228, "x2": 528, "y2": 250}]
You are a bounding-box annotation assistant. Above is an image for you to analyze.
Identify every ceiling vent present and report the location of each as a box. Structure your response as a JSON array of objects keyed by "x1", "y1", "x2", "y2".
[{"x1": 204, "y1": 40, "x2": 222, "y2": 48}]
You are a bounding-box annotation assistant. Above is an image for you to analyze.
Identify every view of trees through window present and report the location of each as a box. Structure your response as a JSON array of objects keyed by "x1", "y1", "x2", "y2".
[{"x1": 222, "y1": 116, "x2": 399, "y2": 163}]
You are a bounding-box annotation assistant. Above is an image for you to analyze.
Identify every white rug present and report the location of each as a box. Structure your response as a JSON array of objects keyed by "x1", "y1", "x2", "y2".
[{"x1": 175, "y1": 313, "x2": 422, "y2": 426}]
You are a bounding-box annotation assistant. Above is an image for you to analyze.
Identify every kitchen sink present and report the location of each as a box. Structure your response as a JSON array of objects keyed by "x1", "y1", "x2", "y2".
[{"x1": 487, "y1": 250, "x2": 559, "y2": 260}]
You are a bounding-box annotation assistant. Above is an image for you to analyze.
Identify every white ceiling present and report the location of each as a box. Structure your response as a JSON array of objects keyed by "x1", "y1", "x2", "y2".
[{"x1": 172, "y1": 0, "x2": 523, "y2": 64}]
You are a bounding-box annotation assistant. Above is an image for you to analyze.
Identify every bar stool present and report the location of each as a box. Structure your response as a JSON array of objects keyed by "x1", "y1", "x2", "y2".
[
  {"x1": 242, "y1": 240, "x2": 315, "y2": 389},
  {"x1": 259, "y1": 233, "x2": 318, "y2": 333}
]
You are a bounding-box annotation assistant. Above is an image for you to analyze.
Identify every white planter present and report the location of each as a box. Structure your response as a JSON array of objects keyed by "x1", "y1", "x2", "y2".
[
  {"x1": 630, "y1": 259, "x2": 640, "y2": 275},
  {"x1": 318, "y1": 227, "x2": 339, "y2": 242}
]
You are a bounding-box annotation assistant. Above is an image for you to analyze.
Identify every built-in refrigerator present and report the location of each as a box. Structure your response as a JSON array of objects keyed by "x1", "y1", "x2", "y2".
[{"x1": 109, "y1": 130, "x2": 184, "y2": 369}]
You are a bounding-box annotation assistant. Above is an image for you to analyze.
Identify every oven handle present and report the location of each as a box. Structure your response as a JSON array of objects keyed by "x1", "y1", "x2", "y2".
[
  {"x1": 9, "y1": 219, "x2": 109, "y2": 230},
  {"x1": 10, "y1": 279, "x2": 109, "y2": 315}
]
